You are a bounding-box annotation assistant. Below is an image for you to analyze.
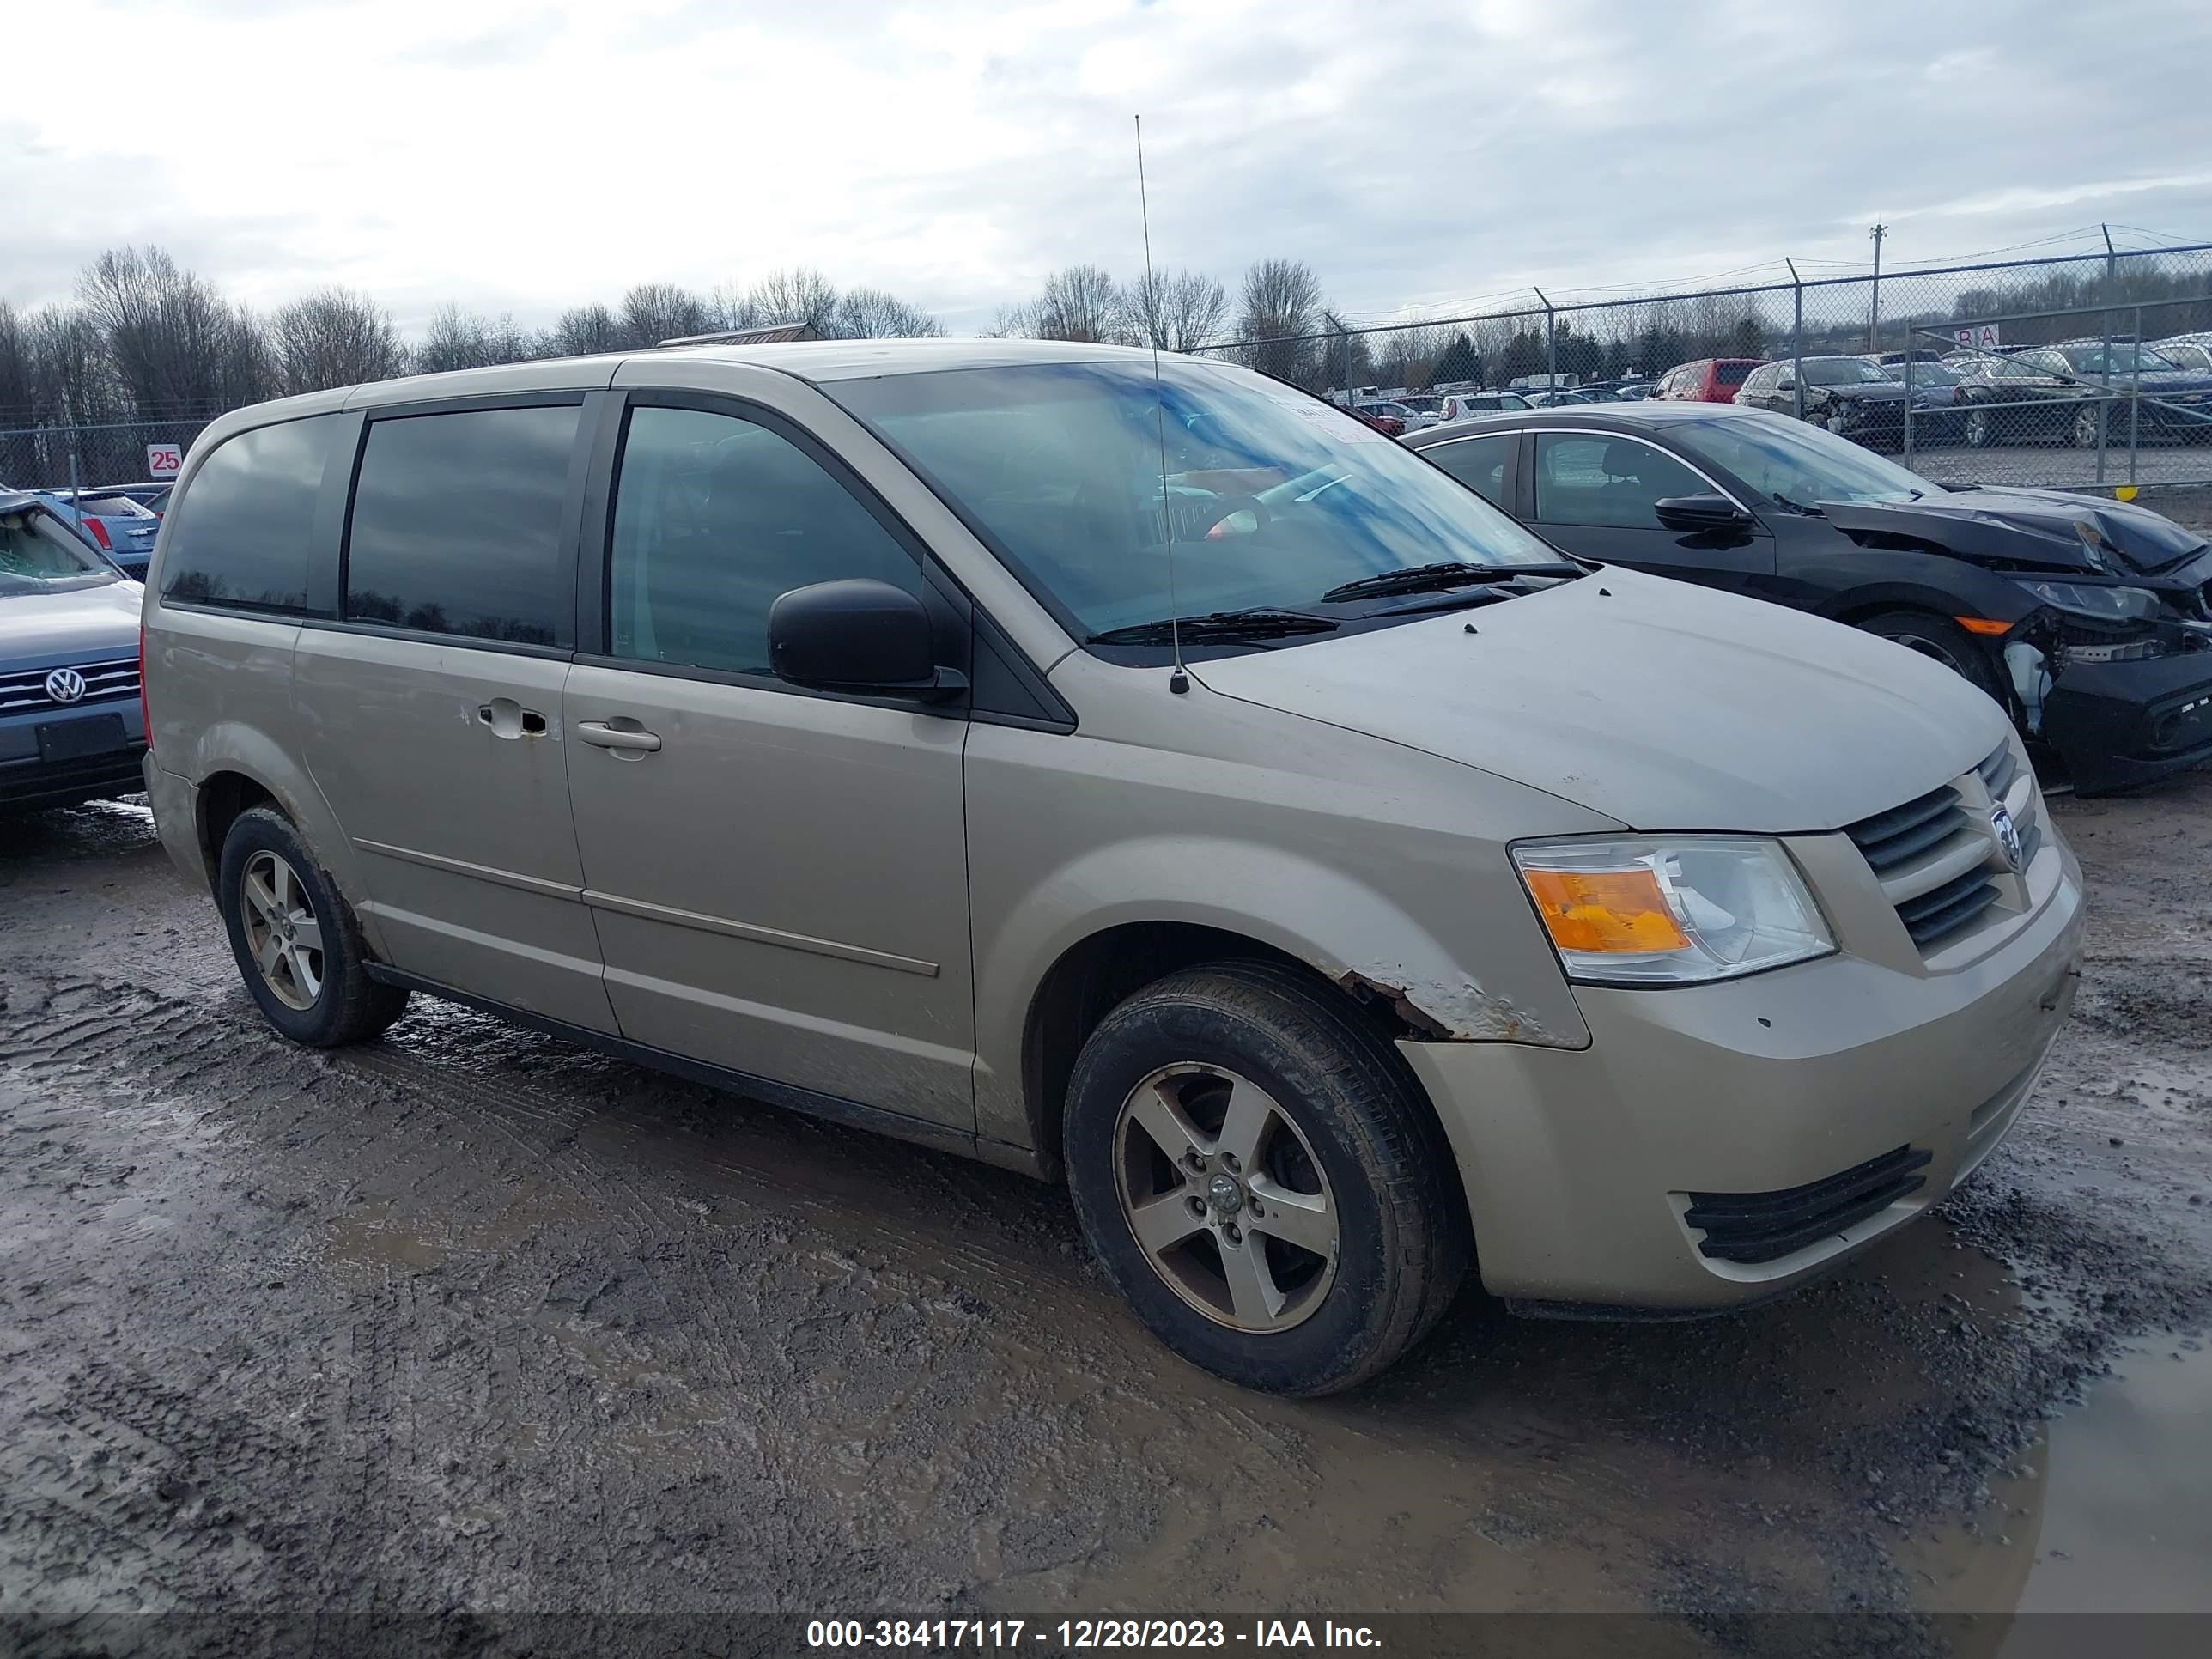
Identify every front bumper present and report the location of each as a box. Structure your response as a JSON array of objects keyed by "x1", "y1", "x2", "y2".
[
  {"x1": 1401, "y1": 831, "x2": 2085, "y2": 1310},
  {"x1": 2044, "y1": 648, "x2": 2212, "y2": 793},
  {"x1": 0, "y1": 699, "x2": 148, "y2": 812}
]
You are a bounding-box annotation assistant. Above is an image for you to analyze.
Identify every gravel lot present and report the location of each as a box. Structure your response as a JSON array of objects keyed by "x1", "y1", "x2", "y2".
[{"x1": 0, "y1": 766, "x2": 2206, "y2": 1653}]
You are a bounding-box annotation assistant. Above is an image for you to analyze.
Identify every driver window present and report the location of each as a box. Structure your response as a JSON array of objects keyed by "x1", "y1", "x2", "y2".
[
  {"x1": 608, "y1": 405, "x2": 921, "y2": 677},
  {"x1": 1532, "y1": 434, "x2": 1710, "y2": 529}
]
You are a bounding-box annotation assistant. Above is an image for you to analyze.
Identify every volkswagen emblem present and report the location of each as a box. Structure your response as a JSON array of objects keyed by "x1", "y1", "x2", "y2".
[
  {"x1": 43, "y1": 667, "x2": 86, "y2": 704},
  {"x1": 1990, "y1": 805, "x2": 2026, "y2": 873}
]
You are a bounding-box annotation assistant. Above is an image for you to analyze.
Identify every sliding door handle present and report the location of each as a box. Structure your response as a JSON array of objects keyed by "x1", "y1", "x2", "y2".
[{"x1": 575, "y1": 720, "x2": 662, "y2": 754}]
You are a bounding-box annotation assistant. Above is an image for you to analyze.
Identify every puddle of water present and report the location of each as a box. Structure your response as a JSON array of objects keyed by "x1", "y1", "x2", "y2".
[{"x1": 1909, "y1": 1336, "x2": 2212, "y2": 1617}]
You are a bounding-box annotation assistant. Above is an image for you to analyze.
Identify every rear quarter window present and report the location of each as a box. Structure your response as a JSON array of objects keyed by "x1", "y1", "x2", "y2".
[{"x1": 161, "y1": 415, "x2": 343, "y2": 613}]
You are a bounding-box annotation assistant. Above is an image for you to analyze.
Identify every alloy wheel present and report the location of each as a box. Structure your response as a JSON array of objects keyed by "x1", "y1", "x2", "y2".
[
  {"x1": 239, "y1": 849, "x2": 324, "y2": 1011},
  {"x1": 1112, "y1": 1062, "x2": 1339, "y2": 1334},
  {"x1": 1881, "y1": 630, "x2": 1964, "y2": 674}
]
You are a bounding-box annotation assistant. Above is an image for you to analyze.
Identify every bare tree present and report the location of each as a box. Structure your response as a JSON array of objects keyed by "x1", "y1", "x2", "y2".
[
  {"x1": 0, "y1": 301, "x2": 34, "y2": 417},
  {"x1": 741, "y1": 267, "x2": 841, "y2": 331},
  {"x1": 76, "y1": 246, "x2": 243, "y2": 416},
  {"x1": 619, "y1": 283, "x2": 712, "y2": 349},
  {"x1": 412, "y1": 306, "x2": 538, "y2": 374},
  {"x1": 270, "y1": 288, "x2": 406, "y2": 394},
  {"x1": 1005, "y1": 265, "x2": 1121, "y2": 343},
  {"x1": 27, "y1": 305, "x2": 120, "y2": 422},
  {"x1": 1236, "y1": 258, "x2": 1328, "y2": 386},
  {"x1": 1120, "y1": 268, "x2": 1228, "y2": 353},
  {"x1": 547, "y1": 303, "x2": 622, "y2": 356},
  {"x1": 830, "y1": 287, "x2": 942, "y2": 339}
]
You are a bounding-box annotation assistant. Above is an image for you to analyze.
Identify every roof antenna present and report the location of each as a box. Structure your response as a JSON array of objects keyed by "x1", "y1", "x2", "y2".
[{"x1": 1136, "y1": 114, "x2": 1188, "y2": 695}]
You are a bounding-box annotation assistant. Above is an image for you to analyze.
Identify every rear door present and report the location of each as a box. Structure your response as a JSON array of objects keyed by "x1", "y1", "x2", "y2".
[
  {"x1": 561, "y1": 386, "x2": 976, "y2": 1131},
  {"x1": 295, "y1": 393, "x2": 617, "y2": 1031},
  {"x1": 1416, "y1": 428, "x2": 1518, "y2": 513},
  {"x1": 1525, "y1": 428, "x2": 1777, "y2": 588}
]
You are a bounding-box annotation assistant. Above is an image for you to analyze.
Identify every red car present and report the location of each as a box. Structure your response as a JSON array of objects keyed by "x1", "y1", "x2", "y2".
[
  {"x1": 1351, "y1": 403, "x2": 1407, "y2": 436},
  {"x1": 1652, "y1": 358, "x2": 1765, "y2": 404}
]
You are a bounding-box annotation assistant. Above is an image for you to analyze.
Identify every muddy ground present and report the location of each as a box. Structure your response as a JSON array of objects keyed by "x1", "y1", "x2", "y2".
[{"x1": 0, "y1": 767, "x2": 2206, "y2": 1656}]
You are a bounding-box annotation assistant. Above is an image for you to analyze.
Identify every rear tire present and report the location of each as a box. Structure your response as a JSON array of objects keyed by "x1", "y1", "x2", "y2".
[
  {"x1": 1859, "y1": 610, "x2": 2006, "y2": 705},
  {"x1": 1064, "y1": 960, "x2": 1468, "y2": 1396},
  {"x1": 217, "y1": 806, "x2": 409, "y2": 1047}
]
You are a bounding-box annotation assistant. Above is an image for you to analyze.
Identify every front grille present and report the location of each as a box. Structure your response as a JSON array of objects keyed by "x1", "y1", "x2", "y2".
[
  {"x1": 1684, "y1": 1146, "x2": 1933, "y2": 1264},
  {"x1": 1844, "y1": 739, "x2": 2043, "y2": 954},
  {"x1": 1894, "y1": 867, "x2": 2002, "y2": 945},
  {"x1": 0, "y1": 658, "x2": 141, "y2": 715},
  {"x1": 1977, "y1": 740, "x2": 2018, "y2": 803},
  {"x1": 1844, "y1": 784, "x2": 1967, "y2": 873}
]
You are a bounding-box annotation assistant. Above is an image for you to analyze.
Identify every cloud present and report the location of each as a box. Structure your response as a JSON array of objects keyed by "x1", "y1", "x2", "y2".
[{"x1": 4, "y1": 0, "x2": 2210, "y2": 340}]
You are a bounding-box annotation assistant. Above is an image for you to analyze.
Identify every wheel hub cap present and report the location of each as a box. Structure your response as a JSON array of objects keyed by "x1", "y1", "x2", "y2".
[{"x1": 1110, "y1": 1061, "x2": 1339, "y2": 1334}]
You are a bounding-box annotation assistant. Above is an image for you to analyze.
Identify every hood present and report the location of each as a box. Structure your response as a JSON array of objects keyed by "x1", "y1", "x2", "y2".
[
  {"x1": 1190, "y1": 568, "x2": 2005, "y2": 834},
  {"x1": 0, "y1": 580, "x2": 143, "y2": 668},
  {"x1": 1818, "y1": 382, "x2": 1908, "y2": 403},
  {"x1": 1821, "y1": 486, "x2": 2209, "y2": 575}
]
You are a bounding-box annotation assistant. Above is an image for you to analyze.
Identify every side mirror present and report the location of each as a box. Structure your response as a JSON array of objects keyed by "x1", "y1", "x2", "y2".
[
  {"x1": 768, "y1": 579, "x2": 965, "y2": 699},
  {"x1": 1654, "y1": 494, "x2": 1752, "y2": 533}
]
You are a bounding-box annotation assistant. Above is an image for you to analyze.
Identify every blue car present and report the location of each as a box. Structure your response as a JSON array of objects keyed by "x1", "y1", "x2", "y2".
[{"x1": 34, "y1": 490, "x2": 161, "y2": 578}]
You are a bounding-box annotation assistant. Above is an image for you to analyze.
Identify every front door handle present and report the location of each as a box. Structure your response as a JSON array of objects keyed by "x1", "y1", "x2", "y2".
[
  {"x1": 576, "y1": 720, "x2": 663, "y2": 754},
  {"x1": 478, "y1": 698, "x2": 548, "y2": 739}
]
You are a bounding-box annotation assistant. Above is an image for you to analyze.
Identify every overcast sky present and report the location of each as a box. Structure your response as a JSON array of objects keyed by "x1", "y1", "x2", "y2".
[{"x1": 9, "y1": 0, "x2": 2212, "y2": 337}]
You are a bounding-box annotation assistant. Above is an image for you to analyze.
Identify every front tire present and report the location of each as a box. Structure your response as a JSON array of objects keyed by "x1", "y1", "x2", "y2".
[
  {"x1": 2073, "y1": 403, "x2": 2103, "y2": 448},
  {"x1": 218, "y1": 806, "x2": 409, "y2": 1047},
  {"x1": 1964, "y1": 405, "x2": 1992, "y2": 449},
  {"x1": 1859, "y1": 610, "x2": 2007, "y2": 704},
  {"x1": 1064, "y1": 960, "x2": 1468, "y2": 1396}
]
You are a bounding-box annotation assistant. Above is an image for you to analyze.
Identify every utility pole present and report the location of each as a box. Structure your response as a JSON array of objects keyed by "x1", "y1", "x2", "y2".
[{"x1": 1868, "y1": 223, "x2": 1887, "y2": 353}]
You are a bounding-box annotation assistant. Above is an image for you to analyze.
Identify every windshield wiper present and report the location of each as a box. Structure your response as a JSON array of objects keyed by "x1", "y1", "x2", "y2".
[
  {"x1": 1089, "y1": 609, "x2": 1339, "y2": 646},
  {"x1": 1319, "y1": 562, "x2": 1581, "y2": 603},
  {"x1": 1769, "y1": 492, "x2": 1826, "y2": 517}
]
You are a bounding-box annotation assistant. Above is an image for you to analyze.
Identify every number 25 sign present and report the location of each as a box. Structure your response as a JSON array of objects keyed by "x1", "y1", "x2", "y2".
[{"x1": 145, "y1": 443, "x2": 183, "y2": 477}]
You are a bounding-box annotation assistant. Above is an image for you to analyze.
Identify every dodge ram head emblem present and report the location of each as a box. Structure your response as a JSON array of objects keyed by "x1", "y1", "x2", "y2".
[
  {"x1": 1990, "y1": 805, "x2": 2026, "y2": 872},
  {"x1": 43, "y1": 668, "x2": 86, "y2": 704}
]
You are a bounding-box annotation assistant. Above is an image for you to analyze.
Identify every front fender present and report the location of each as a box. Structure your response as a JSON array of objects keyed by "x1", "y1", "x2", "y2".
[{"x1": 970, "y1": 834, "x2": 1593, "y2": 1150}]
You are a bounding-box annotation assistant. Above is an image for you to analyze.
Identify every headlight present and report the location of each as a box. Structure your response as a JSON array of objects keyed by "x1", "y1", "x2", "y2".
[
  {"x1": 1511, "y1": 836, "x2": 1834, "y2": 987},
  {"x1": 2015, "y1": 579, "x2": 2166, "y2": 623}
]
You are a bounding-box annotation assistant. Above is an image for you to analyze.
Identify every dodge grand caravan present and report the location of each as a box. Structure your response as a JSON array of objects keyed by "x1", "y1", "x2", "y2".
[{"x1": 141, "y1": 341, "x2": 2085, "y2": 1395}]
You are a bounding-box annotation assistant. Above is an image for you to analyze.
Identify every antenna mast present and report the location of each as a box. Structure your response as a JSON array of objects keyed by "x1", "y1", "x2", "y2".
[{"x1": 1135, "y1": 114, "x2": 1188, "y2": 695}]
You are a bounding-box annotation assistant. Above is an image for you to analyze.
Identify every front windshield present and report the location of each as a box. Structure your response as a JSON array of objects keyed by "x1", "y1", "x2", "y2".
[
  {"x1": 833, "y1": 360, "x2": 1564, "y2": 636},
  {"x1": 1887, "y1": 362, "x2": 1961, "y2": 386},
  {"x1": 0, "y1": 506, "x2": 115, "y2": 594},
  {"x1": 1802, "y1": 358, "x2": 1892, "y2": 386},
  {"x1": 1686, "y1": 415, "x2": 1931, "y2": 507}
]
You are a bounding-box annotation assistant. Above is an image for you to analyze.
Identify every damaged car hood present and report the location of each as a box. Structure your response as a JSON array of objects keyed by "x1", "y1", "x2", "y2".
[
  {"x1": 1822, "y1": 487, "x2": 2209, "y2": 575},
  {"x1": 1191, "y1": 568, "x2": 2008, "y2": 833}
]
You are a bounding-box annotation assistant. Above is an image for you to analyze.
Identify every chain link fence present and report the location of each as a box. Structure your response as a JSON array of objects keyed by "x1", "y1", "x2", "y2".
[
  {"x1": 0, "y1": 415, "x2": 210, "y2": 498},
  {"x1": 1199, "y1": 242, "x2": 2212, "y2": 495}
]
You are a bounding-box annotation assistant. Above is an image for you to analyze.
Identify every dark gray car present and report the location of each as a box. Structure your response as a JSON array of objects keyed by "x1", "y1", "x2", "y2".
[
  {"x1": 0, "y1": 489, "x2": 149, "y2": 812},
  {"x1": 1735, "y1": 356, "x2": 1911, "y2": 443}
]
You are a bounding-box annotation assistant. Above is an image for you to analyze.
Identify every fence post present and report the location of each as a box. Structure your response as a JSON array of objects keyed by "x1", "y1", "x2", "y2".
[
  {"x1": 1535, "y1": 289, "x2": 1557, "y2": 392},
  {"x1": 2095, "y1": 313, "x2": 2110, "y2": 487},
  {"x1": 2130, "y1": 303, "x2": 2142, "y2": 487},
  {"x1": 1787, "y1": 260, "x2": 1805, "y2": 422},
  {"x1": 1903, "y1": 346, "x2": 1916, "y2": 467}
]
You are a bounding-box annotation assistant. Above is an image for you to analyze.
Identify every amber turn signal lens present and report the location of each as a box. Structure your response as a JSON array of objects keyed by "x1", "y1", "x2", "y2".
[
  {"x1": 1954, "y1": 617, "x2": 2012, "y2": 636},
  {"x1": 1522, "y1": 867, "x2": 1690, "y2": 955}
]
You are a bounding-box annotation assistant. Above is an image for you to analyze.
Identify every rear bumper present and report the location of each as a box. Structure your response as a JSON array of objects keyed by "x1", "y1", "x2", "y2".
[
  {"x1": 143, "y1": 754, "x2": 210, "y2": 891},
  {"x1": 2044, "y1": 648, "x2": 2212, "y2": 793},
  {"x1": 1401, "y1": 836, "x2": 2085, "y2": 1310}
]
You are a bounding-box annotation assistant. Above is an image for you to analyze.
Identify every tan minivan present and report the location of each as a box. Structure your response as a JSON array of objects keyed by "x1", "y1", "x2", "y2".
[{"x1": 141, "y1": 341, "x2": 2084, "y2": 1395}]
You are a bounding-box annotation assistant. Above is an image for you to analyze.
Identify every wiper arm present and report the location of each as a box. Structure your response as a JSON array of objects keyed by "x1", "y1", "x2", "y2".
[
  {"x1": 1769, "y1": 492, "x2": 1826, "y2": 517},
  {"x1": 1089, "y1": 609, "x2": 1339, "y2": 646},
  {"x1": 1320, "y1": 562, "x2": 1581, "y2": 603}
]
